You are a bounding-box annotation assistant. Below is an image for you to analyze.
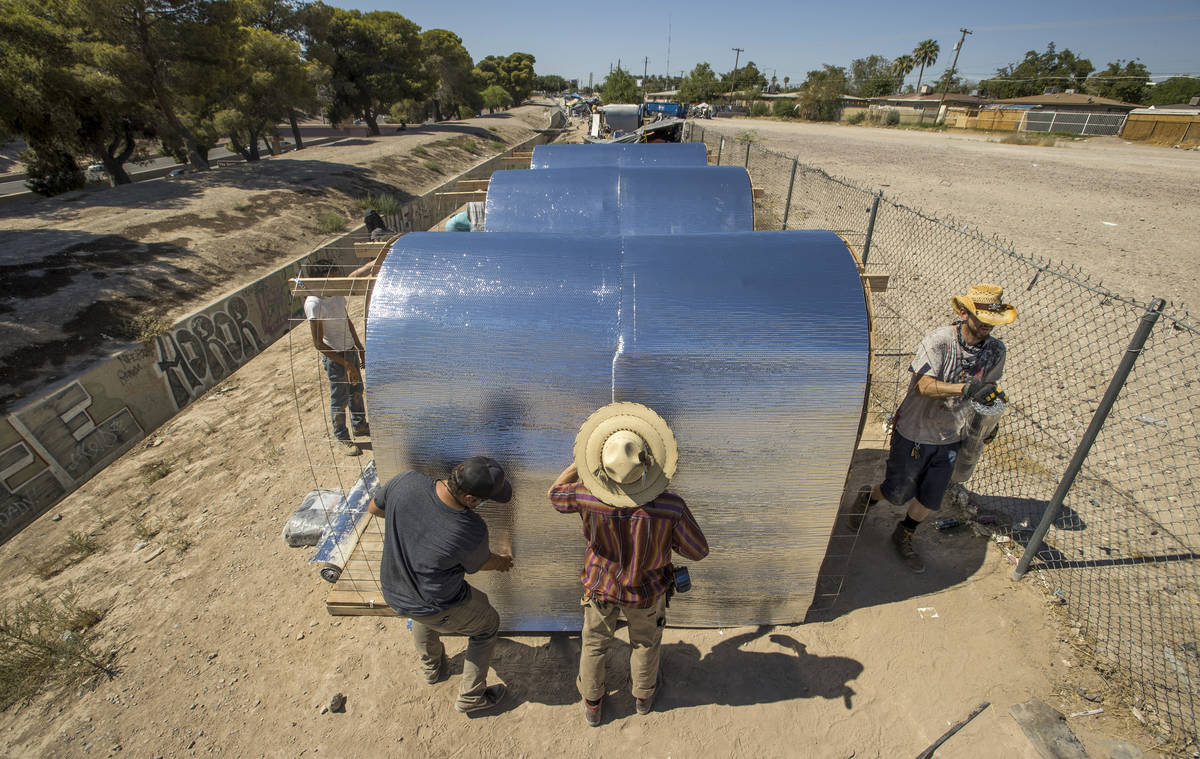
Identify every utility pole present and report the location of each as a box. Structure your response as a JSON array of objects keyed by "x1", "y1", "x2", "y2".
[
  {"x1": 730, "y1": 47, "x2": 744, "y2": 104},
  {"x1": 643, "y1": 56, "x2": 649, "y2": 85},
  {"x1": 936, "y1": 28, "x2": 972, "y2": 120}
]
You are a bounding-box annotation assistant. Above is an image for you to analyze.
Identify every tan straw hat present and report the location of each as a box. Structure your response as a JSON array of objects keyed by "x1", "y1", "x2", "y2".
[
  {"x1": 573, "y1": 402, "x2": 678, "y2": 507},
  {"x1": 951, "y1": 283, "x2": 1017, "y2": 326}
]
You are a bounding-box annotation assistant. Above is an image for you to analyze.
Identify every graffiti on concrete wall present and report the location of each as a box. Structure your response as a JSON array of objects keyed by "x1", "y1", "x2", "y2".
[{"x1": 153, "y1": 295, "x2": 269, "y2": 410}]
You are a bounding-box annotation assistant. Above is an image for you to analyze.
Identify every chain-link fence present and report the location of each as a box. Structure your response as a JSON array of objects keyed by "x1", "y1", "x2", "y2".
[{"x1": 687, "y1": 123, "x2": 1199, "y2": 746}]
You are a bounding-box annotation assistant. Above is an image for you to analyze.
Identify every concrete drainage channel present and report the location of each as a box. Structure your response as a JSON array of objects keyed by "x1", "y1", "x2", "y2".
[{"x1": 0, "y1": 131, "x2": 553, "y2": 543}]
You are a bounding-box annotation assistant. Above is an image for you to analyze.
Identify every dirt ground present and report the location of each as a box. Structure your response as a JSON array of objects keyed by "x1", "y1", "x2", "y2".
[
  {"x1": 0, "y1": 111, "x2": 1187, "y2": 757},
  {"x1": 701, "y1": 118, "x2": 1200, "y2": 314}
]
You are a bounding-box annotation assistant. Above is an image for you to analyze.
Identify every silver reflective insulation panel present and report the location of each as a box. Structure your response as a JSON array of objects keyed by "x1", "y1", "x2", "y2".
[
  {"x1": 530, "y1": 142, "x2": 707, "y2": 169},
  {"x1": 364, "y1": 230, "x2": 869, "y2": 630},
  {"x1": 484, "y1": 167, "x2": 753, "y2": 235}
]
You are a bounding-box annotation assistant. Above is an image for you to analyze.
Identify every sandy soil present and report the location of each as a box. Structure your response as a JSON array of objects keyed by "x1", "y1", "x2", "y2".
[
  {"x1": 0, "y1": 111, "x2": 1180, "y2": 757},
  {"x1": 700, "y1": 118, "x2": 1200, "y2": 314}
]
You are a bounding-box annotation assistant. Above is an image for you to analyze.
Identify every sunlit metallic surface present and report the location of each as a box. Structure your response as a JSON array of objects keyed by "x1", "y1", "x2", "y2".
[
  {"x1": 484, "y1": 167, "x2": 754, "y2": 235},
  {"x1": 364, "y1": 230, "x2": 869, "y2": 630},
  {"x1": 531, "y1": 143, "x2": 707, "y2": 169}
]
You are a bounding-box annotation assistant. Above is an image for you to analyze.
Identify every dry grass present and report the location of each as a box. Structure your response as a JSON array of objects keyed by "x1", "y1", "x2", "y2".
[
  {"x1": 124, "y1": 313, "x2": 172, "y2": 343},
  {"x1": 31, "y1": 532, "x2": 100, "y2": 580},
  {"x1": 315, "y1": 209, "x2": 347, "y2": 234},
  {"x1": 0, "y1": 589, "x2": 117, "y2": 711},
  {"x1": 998, "y1": 132, "x2": 1060, "y2": 147}
]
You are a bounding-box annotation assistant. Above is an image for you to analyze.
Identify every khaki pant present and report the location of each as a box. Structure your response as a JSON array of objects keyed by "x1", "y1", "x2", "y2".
[
  {"x1": 577, "y1": 594, "x2": 667, "y2": 701},
  {"x1": 410, "y1": 586, "x2": 499, "y2": 709}
]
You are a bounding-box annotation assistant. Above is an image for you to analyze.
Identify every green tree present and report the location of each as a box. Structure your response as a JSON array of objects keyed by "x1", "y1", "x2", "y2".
[
  {"x1": 80, "y1": 0, "x2": 246, "y2": 171},
  {"x1": 722, "y1": 60, "x2": 767, "y2": 94},
  {"x1": 772, "y1": 99, "x2": 796, "y2": 118},
  {"x1": 931, "y1": 67, "x2": 973, "y2": 94},
  {"x1": 474, "y1": 52, "x2": 536, "y2": 104},
  {"x1": 912, "y1": 39, "x2": 940, "y2": 93},
  {"x1": 891, "y1": 55, "x2": 915, "y2": 94},
  {"x1": 796, "y1": 65, "x2": 847, "y2": 121},
  {"x1": 678, "y1": 62, "x2": 721, "y2": 103},
  {"x1": 480, "y1": 84, "x2": 512, "y2": 112},
  {"x1": 238, "y1": 0, "x2": 320, "y2": 149},
  {"x1": 850, "y1": 55, "x2": 895, "y2": 97},
  {"x1": 1086, "y1": 59, "x2": 1150, "y2": 104},
  {"x1": 601, "y1": 67, "x2": 641, "y2": 104},
  {"x1": 1144, "y1": 76, "x2": 1200, "y2": 106},
  {"x1": 217, "y1": 27, "x2": 313, "y2": 160},
  {"x1": 304, "y1": 6, "x2": 431, "y2": 135},
  {"x1": 420, "y1": 29, "x2": 480, "y2": 121},
  {"x1": 980, "y1": 42, "x2": 1094, "y2": 99},
  {"x1": 534, "y1": 74, "x2": 569, "y2": 93}
]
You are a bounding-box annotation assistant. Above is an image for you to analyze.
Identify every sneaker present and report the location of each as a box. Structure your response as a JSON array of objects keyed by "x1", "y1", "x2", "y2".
[
  {"x1": 583, "y1": 697, "x2": 603, "y2": 727},
  {"x1": 847, "y1": 485, "x2": 875, "y2": 532},
  {"x1": 455, "y1": 684, "x2": 507, "y2": 714},
  {"x1": 352, "y1": 423, "x2": 371, "y2": 438},
  {"x1": 337, "y1": 438, "x2": 361, "y2": 456},
  {"x1": 421, "y1": 652, "x2": 446, "y2": 685},
  {"x1": 891, "y1": 524, "x2": 926, "y2": 574}
]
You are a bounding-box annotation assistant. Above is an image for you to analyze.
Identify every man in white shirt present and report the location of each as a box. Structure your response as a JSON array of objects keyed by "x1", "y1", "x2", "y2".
[{"x1": 304, "y1": 260, "x2": 368, "y2": 456}]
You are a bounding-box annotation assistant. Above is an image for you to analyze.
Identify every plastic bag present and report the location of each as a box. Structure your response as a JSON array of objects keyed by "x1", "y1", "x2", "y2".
[{"x1": 283, "y1": 489, "x2": 344, "y2": 547}]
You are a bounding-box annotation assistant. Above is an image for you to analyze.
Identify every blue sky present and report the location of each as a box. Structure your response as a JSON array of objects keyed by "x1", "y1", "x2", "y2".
[{"x1": 323, "y1": 0, "x2": 1199, "y2": 88}]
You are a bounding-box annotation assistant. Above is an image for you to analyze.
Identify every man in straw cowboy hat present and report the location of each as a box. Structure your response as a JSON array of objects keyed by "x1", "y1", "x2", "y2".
[
  {"x1": 368, "y1": 456, "x2": 515, "y2": 714},
  {"x1": 548, "y1": 402, "x2": 709, "y2": 727},
  {"x1": 853, "y1": 283, "x2": 1015, "y2": 573}
]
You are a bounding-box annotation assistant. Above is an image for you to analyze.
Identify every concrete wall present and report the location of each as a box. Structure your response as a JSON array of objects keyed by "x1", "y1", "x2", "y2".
[{"x1": 0, "y1": 134, "x2": 550, "y2": 543}]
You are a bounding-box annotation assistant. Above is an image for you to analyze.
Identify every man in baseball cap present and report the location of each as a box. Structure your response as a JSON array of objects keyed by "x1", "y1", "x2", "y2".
[{"x1": 368, "y1": 456, "x2": 514, "y2": 714}]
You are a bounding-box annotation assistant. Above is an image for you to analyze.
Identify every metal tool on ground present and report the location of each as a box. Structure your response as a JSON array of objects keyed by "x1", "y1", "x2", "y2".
[{"x1": 914, "y1": 701, "x2": 990, "y2": 758}]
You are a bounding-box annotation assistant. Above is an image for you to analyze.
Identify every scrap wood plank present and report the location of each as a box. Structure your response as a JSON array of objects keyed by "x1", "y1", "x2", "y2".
[
  {"x1": 862, "y1": 273, "x2": 889, "y2": 292},
  {"x1": 456, "y1": 179, "x2": 491, "y2": 191},
  {"x1": 1008, "y1": 699, "x2": 1090, "y2": 759},
  {"x1": 354, "y1": 241, "x2": 386, "y2": 259},
  {"x1": 435, "y1": 190, "x2": 488, "y2": 202},
  {"x1": 509, "y1": 151, "x2": 532, "y2": 159},
  {"x1": 326, "y1": 512, "x2": 399, "y2": 616},
  {"x1": 752, "y1": 187, "x2": 765, "y2": 199},
  {"x1": 291, "y1": 276, "x2": 375, "y2": 297}
]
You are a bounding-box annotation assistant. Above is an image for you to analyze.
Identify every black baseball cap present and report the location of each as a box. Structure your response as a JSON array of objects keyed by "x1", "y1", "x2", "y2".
[{"x1": 455, "y1": 456, "x2": 513, "y2": 503}]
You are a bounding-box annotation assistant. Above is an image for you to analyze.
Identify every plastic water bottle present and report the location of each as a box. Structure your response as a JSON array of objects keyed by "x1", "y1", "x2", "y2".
[{"x1": 934, "y1": 517, "x2": 961, "y2": 531}]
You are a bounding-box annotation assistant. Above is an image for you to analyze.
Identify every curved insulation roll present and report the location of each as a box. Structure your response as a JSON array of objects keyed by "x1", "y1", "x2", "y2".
[
  {"x1": 363, "y1": 230, "x2": 869, "y2": 630},
  {"x1": 531, "y1": 142, "x2": 707, "y2": 169},
  {"x1": 484, "y1": 166, "x2": 753, "y2": 235}
]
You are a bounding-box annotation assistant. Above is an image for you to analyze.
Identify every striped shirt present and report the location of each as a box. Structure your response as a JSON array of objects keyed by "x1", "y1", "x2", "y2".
[{"x1": 549, "y1": 482, "x2": 709, "y2": 608}]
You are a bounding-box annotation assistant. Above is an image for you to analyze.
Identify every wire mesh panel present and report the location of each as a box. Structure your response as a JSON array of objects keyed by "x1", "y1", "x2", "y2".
[
  {"x1": 1023, "y1": 111, "x2": 1127, "y2": 136},
  {"x1": 684, "y1": 130, "x2": 1200, "y2": 745}
]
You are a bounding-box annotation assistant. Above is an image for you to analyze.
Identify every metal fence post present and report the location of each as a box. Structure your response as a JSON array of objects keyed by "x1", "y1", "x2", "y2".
[
  {"x1": 744, "y1": 143, "x2": 751, "y2": 168},
  {"x1": 1013, "y1": 298, "x2": 1167, "y2": 580},
  {"x1": 781, "y1": 158, "x2": 799, "y2": 230},
  {"x1": 861, "y1": 192, "x2": 882, "y2": 266},
  {"x1": 716, "y1": 137, "x2": 724, "y2": 165}
]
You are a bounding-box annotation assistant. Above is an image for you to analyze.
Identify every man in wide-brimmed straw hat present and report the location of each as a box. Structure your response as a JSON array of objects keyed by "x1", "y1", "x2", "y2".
[
  {"x1": 853, "y1": 283, "x2": 1015, "y2": 573},
  {"x1": 548, "y1": 402, "x2": 709, "y2": 727}
]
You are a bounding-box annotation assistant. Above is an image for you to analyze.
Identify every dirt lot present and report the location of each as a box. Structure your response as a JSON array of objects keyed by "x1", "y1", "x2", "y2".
[
  {"x1": 701, "y1": 118, "x2": 1200, "y2": 313},
  {"x1": 0, "y1": 112, "x2": 1187, "y2": 757}
]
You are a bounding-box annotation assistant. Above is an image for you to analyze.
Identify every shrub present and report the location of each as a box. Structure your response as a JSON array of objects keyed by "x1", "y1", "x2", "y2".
[
  {"x1": 357, "y1": 193, "x2": 401, "y2": 215},
  {"x1": 885, "y1": 109, "x2": 900, "y2": 126},
  {"x1": 316, "y1": 209, "x2": 347, "y2": 234},
  {"x1": 423, "y1": 160, "x2": 443, "y2": 174},
  {"x1": 124, "y1": 313, "x2": 172, "y2": 343},
  {"x1": 734, "y1": 129, "x2": 760, "y2": 144},
  {"x1": 457, "y1": 105, "x2": 476, "y2": 120},
  {"x1": 22, "y1": 147, "x2": 85, "y2": 196},
  {"x1": 750, "y1": 101, "x2": 770, "y2": 117},
  {"x1": 772, "y1": 100, "x2": 796, "y2": 118},
  {"x1": 846, "y1": 111, "x2": 866, "y2": 125},
  {"x1": 410, "y1": 145, "x2": 430, "y2": 158},
  {"x1": 0, "y1": 590, "x2": 116, "y2": 710}
]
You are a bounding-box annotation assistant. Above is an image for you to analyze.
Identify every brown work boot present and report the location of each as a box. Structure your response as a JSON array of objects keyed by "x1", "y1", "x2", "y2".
[
  {"x1": 891, "y1": 524, "x2": 926, "y2": 574},
  {"x1": 337, "y1": 438, "x2": 361, "y2": 456}
]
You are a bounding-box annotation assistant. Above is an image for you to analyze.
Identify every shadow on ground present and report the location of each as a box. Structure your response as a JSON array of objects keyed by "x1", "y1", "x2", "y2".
[
  {"x1": 806, "y1": 443, "x2": 990, "y2": 623},
  {"x1": 484, "y1": 625, "x2": 863, "y2": 719}
]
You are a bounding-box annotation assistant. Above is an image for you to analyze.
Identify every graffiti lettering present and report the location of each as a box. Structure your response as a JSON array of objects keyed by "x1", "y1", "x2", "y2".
[{"x1": 153, "y1": 296, "x2": 269, "y2": 410}]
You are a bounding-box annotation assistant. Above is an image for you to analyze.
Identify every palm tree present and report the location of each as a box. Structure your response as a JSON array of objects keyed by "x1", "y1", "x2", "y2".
[
  {"x1": 892, "y1": 55, "x2": 915, "y2": 93},
  {"x1": 912, "y1": 39, "x2": 940, "y2": 94}
]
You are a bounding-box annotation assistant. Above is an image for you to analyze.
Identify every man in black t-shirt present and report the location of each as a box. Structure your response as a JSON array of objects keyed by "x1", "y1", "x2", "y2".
[{"x1": 368, "y1": 456, "x2": 515, "y2": 714}]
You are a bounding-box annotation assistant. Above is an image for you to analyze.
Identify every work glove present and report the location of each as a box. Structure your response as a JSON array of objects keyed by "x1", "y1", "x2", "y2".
[{"x1": 961, "y1": 380, "x2": 1000, "y2": 405}]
